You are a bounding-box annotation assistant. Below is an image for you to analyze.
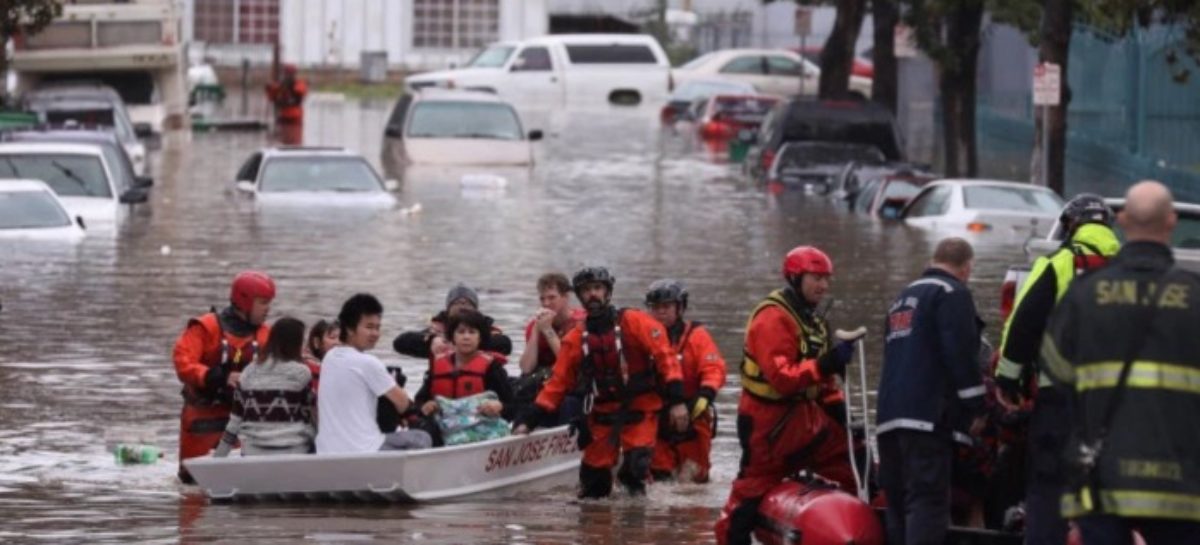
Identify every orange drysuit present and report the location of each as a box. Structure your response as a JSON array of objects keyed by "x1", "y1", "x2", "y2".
[
  {"x1": 534, "y1": 307, "x2": 683, "y2": 497},
  {"x1": 715, "y1": 288, "x2": 853, "y2": 545},
  {"x1": 172, "y1": 312, "x2": 269, "y2": 483},
  {"x1": 651, "y1": 320, "x2": 726, "y2": 483}
]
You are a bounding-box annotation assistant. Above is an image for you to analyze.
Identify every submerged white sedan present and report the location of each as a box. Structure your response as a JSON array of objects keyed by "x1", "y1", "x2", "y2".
[
  {"x1": 234, "y1": 147, "x2": 397, "y2": 206},
  {"x1": 900, "y1": 179, "x2": 1065, "y2": 239},
  {"x1": 383, "y1": 89, "x2": 540, "y2": 167},
  {"x1": 0, "y1": 179, "x2": 86, "y2": 241}
]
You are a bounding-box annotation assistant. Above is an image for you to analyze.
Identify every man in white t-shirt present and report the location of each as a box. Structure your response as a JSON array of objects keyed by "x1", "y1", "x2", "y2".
[{"x1": 316, "y1": 293, "x2": 431, "y2": 454}]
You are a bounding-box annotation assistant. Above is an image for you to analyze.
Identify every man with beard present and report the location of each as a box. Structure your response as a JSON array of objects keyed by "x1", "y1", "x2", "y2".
[{"x1": 514, "y1": 266, "x2": 690, "y2": 498}]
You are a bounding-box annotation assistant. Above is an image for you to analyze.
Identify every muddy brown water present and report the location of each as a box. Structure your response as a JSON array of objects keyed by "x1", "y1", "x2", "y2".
[{"x1": 0, "y1": 95, "x2": 1026, "y2": 543}]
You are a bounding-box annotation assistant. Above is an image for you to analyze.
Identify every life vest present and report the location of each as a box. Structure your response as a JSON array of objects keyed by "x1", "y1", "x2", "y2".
[
  {"x1": 182, "y1": 312, "x2": 268, "y2": 407},
  {"x1": 740, "y1": 289, "x2": 830, "y2": 402},
  {"x1": 582, "y1": 310, "x2": 657, "y2": 405},
  {"x1": 429, "y1": 352, "x2": 494, "y2": 399}
]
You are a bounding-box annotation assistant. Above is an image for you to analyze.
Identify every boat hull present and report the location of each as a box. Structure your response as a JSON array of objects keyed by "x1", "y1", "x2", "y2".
[{"x1": 184, "y1": 426, "x2": 580, "y2": 502}]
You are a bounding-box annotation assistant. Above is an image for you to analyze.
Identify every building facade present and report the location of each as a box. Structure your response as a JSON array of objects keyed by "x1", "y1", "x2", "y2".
[{"x1": 182, "y1": 0, "x2": 548, "y2": 71}]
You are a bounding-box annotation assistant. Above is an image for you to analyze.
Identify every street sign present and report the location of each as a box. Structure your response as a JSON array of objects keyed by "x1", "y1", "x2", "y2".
[
  {"x1": 1033, "y1": 62, "x2": 1061, "y2": 106},
  {"x1": 794, "y1": 7, "x2": 813, "y2": 37}
]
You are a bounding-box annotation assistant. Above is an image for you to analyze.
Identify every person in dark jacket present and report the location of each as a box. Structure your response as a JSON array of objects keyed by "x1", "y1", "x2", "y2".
[
  {"x1": 878, "y1": 237, "x2": 987, "y2": 545},
  {"x1": 995, "y1": 194, "x2": 1120, "y2": 545},
  {"x1": 391, "y1": 283, "x2": 513, "y2": 361},
  {"x1": 1041, "y1": 181, "x2": 1200, "y2": 545}
]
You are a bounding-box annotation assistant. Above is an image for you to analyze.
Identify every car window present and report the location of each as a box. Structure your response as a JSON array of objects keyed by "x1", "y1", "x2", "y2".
[
  {"x1": 97, "y1": 143, "x2": 134, "y2": 190},
  {"x1": 881, "y1": 180, "x2": 922, "y2": 201},
  {"x1": 758, "y1": 105, "x2": 782, "y2": 146},
  {"x1": 236, "y1": 152, "x2": 263, "y2": 181},
  {"x1": 963, "y1": 185, "x2": 1063, "y2": 213},
  {"x1": 777, "y1": 144, "x2": 885, "y2": 169},
  {"x1": 906, "y1": 185, "x2": 953, "y2": 218},
  {"x1": 564, "y1": 44, "x2": 657, "y2": 64},
  {"x1": 853, "y1": 180, "x2": 880, "y2": 212},
  {"x1": 680, "y1": 52, "x2": 716, "y2": 70},
  {"x1": 711, "y1": 96, "x2": 777, "y2": 122},
  {"x1": 671, "y1": 80, "x2": 755, "y2": 101},
  {"x1": 0, "y1": 154, "x2": 111, "y2": 198},
  {"x1": 467, "y1": 45, "x2": 515, "y2": 68},
  {"x1": 259, "y1": 157, "x2": 383, "y2": 193},
  {"x1": 0, "y1": 189, "x2": 72, "y2": 229},
  {"x1": 407, "y1": 101, "x2": 523, "y2": 140},
  {"x1": 1170, "y1": 212, "x2": 1200, "y2": 249},
  {"x1": 766, "y1": 56, "x2": 802, "y2": 76},
  {"x1": 719, "y1": 56, "x2": 764, "y2": 75},
  {"x1": 514, "y1": 46, "x2": 552, "y2": 71}
]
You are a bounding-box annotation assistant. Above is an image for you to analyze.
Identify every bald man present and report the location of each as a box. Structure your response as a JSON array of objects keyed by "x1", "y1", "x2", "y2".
[{"x1": 1040, "y1": 180, "x2": 1200, "y2": 545}]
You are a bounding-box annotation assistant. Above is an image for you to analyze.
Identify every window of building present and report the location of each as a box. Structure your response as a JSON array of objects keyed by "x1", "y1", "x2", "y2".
[
  {"x1": 194, "y1": 0, "x2": 279, "y2": 45},
  {"x1": 413, "y1": 0, "x2": 499, "y2": 49}
]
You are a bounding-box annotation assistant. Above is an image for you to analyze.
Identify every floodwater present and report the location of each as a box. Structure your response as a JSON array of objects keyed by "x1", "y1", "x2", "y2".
[{"x1": 0, "y1": 94, "x2": 1026, "y2": 543}]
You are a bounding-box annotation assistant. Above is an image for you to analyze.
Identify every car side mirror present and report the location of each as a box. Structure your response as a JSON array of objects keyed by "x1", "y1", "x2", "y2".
[
  {"x1": 134, "y1": 123, "x2": 154, "y2": 138},
  {"x1": 235, "y1": 180, "x2": 256, "y2": 193},
  {"x1": 527, "y1": 129, "x2": 543, "y2": 141},
  {"x1": 880, "y1": 201, "x2": 904, "y2": 220},
  {"x1": 384, "y1": 125, "x2": 403, "y2": 138},
  {"x1": 135, "y1": 176, "x2": 154, "y2": 188},
  {"x1": 384, "y1": 179, "x2": 400, "y2": 191},
  {"x1": 76, "y1": 215, "x2": 86, "y2": 230},
  {"x1": 119, "y1": 187, "x2": 149, "y2": 204}
]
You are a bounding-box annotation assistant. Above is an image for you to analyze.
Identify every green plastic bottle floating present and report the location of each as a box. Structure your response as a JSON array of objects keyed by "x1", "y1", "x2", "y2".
[{"x1": 114, "y1": 444, "x2": 163, "y2": 465}]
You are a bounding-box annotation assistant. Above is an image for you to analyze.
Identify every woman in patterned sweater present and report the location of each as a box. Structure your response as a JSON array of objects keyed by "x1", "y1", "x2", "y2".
[{"x1": 215, "y1": 317, "x2": 316, "y2": 456}]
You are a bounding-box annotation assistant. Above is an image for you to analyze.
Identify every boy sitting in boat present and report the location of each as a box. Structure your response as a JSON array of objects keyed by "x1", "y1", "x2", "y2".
[
  {"x1": 316, "y1": 294, "x2": 432, "y2": 453},
  {"x1": 412, "y1": 309, "x2": 515, "y2": 446},
  {"x1": 214, "y1": 316, "x2": 316, "y2": 456}
]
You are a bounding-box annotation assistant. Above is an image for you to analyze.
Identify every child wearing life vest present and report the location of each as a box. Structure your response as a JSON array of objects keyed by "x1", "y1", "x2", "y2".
[
  {"x1": 215, "y1": 317, "x2": 316, "y2": 457},
  {"x1": 413, "y1": 309, "x2": 515, "y2": 445}
]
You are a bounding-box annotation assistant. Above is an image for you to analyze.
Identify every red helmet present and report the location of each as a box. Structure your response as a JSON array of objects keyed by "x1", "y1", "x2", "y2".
[
  {"x1": 230, "y1": 271, "x2": 276, "y2": 313},
  {"x1": 783, "y1": 246, "x2": 833, "y2": 282}
]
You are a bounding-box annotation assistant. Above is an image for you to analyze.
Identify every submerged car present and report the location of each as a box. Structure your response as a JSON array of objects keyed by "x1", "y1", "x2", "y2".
[
  {"x1": 0, "y1": 179, "x2": 86, "y2": 241},
  {"x1": 235, "y1": 147, "x2": 397, "y2": 206},
  {"x1": 900, "y1": 179, "x2": 1064, "y2": 238},
  {"x1": 0, "y1": 142, "x2": 147, "y2": 223},
  {"x1": 0, "y1": 129, "x2": 152, "y2": 196},
  {"x1": 23, "y1": 83, "x2": 147, "y2": 175},
  {"x1": 383, "y1": 90, "x2": 540, "y2": 167},
  {"x1": 673, "y1": 49, "x2": 871, "y2": 99},
  {"x1": 850, "y1": 174, "x2": 936, "y2": 219},
  {"x1": 660, "y1": 79, "x2": 757, "y2": 125},
  {"x1": 693, "y1": 94, "x2": 780, "y2": 141},
  {"x1": 745, "y1": 98, "x2": 904, "y2": 181},
  {"x1": 763, "y1": 141, "x2": 886, "y2": 191}
]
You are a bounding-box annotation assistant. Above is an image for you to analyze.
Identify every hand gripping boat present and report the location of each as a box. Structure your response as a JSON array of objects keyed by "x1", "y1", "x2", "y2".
[{"x1": 184, "y1": 426, "x2": 579, "y2": 502}]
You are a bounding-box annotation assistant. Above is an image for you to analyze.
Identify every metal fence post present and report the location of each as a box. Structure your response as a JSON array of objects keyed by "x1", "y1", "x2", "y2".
[{"x1": 1132, "y1": 27, "x2": 1147, "y2": 156}]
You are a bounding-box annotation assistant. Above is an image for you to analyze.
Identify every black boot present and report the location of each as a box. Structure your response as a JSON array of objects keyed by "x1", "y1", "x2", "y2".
[
  {"x1": 617, "y1": 447, "x2": 653, "y2": 496},
  {"x1": 725, "y1": 498, "x2": 762, "y2": 545},
  {"x1": 579, "y1": 463, "x2": 613, "y2": 499}
]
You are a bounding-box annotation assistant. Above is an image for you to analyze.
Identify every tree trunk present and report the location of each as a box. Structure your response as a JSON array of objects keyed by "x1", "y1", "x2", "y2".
[
  {"x1": 1034, "y1": 0, "x2": 1072, "y2": 195},
  {"x1": 819, "y1": 0, "x2": 867, "y2": 99},
  {"x1": 938, "y1": 0, "x2": 984, "y2": 177},
  {"x1": 871, "y1": 0, "x2": 899, "y2": 114}
]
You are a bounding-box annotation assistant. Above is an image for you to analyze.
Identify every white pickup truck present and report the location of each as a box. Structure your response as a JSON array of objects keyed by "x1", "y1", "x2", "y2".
[
  {"x1": 404, "y1": 34, "x2": 671, "y2": 108},
  {"x1": 11, "y1": 0, "x2": 187, "y2": 134},
  {"x1": 999, "y1": 198, "x2": 1200, "y2": 320}
]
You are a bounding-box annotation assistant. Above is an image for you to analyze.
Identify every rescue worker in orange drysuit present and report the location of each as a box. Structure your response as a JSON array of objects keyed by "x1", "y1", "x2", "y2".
[
  {"x1": 715, "y1": 246, "x2": 860, "y2": 545},
  {"x1": 172, "y1": 271, "x2": 274, "y2": 483},
  {"x1": 514, "y1": 267, "x2": 690, "y2": 498},
  {"x1": 265, "y1": 64, "x2": 307, "y2": 145},
  {"x1": 644, "y1": 279, "x2": 726, "y2": 484}
]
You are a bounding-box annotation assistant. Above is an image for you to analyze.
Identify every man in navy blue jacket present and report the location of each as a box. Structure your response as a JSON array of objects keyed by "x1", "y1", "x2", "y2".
[{"x1": 878, "y1": 237, "x2": 987, "y2": 545}]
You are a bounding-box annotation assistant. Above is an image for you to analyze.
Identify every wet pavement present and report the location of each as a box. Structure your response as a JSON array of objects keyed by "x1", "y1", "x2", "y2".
[{"x1": 0, "y1": 94, "x2": 1026, "y2": 543}]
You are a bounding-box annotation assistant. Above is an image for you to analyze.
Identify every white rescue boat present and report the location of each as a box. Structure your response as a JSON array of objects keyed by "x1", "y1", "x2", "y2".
[{"x1": 184, "y1": 426, "x2": 579, "y2": 502}]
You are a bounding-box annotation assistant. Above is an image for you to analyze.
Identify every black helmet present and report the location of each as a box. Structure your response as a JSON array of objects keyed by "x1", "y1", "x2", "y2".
[
  {"x1": 1060, "y1": 193, "x2": 1114, "y2": 233},
  {"x1": 645, "y1": 279, "x2": 688, "y2": 311},
  {"x1": 572, "y1": 266, "x2": 615, "y2": 295}
]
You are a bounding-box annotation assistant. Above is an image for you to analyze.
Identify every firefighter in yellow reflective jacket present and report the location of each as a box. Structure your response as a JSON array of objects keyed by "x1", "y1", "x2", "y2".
[
  {"x1": 996, "y1": 193, "x2": 1119, "y2": 545},
  {"x1": 1041, "y1": 181, "x2": 1200, "y2": 545}
]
